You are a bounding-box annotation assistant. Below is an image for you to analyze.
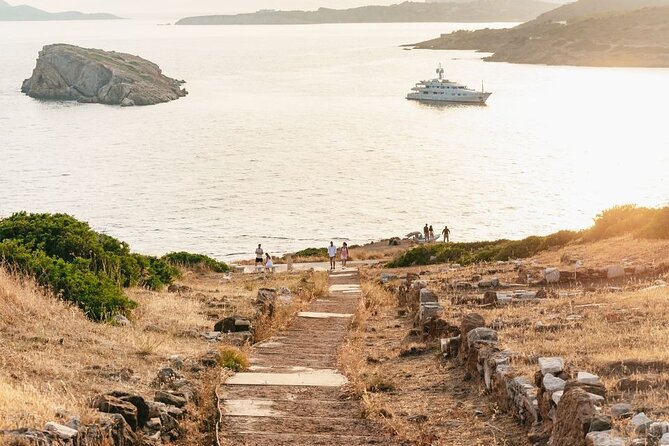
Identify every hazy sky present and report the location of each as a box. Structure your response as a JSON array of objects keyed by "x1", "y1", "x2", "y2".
[{"x1": 22, "y1": 0, "x2": 570, "y2": 18}]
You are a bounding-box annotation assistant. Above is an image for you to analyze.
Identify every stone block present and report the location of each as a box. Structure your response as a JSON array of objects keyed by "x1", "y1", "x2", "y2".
[
  {"x1": 543, "y1": 373, "x2": 566, "y2": 393},
  {"x1": 411, "y1": 280, "x2": 427, "y2": 290},
  {"x1": 466, "y1": 327, "x2": 498, "y2": 348},
  {"x1": 610, "y1": 403, "x2": 633, "y2": 419},
  {"x1": 545, "y1": 268, "x2": 560, "y2": 284},
  {"x1": 578, "y1": 372, "x2": 601, "y2": 385},
  {"x1": 419, "y1": 288, "x2": 438, "y2": 303},
  {"x1": 631, "y1": 412, "x2": 652, "y2": 434},
  {"x1": 45, "y1": 422, "x2": 78, "y2": 440},
  {"x1": 538, "y1": 357, "x2": 564, "y2": 375},
  {"x1": 607, "y1": 265, "x2": 625, "y2": 279},
  {"x1": 660, "y1": 433, "x2": 669, "y2": 445},
  {"x1": 585, "y1": 430, "x2": 628, "y2": 446}
]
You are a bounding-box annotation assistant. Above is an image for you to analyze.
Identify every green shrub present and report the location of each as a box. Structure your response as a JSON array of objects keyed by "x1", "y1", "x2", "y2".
[
  {"x1": 162, "y1": 251, "x2": 229, "y2": 273},
  {"x1": 0, "y1": 240, "x2": 136, "y2": 320},
  {"x1": 293, "y1": 247, "x2": 328, "y2": 258},
  {"x1": 218, "y1": 346, "x2": 249, "y2": 372},
  {"x1": 0, "y1": 212, "x2": 181, "y2": 320}
]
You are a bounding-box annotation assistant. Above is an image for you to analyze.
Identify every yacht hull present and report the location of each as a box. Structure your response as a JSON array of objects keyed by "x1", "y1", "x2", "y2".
[{"x1": 406, "y1": 92, "x2": 491, "y2": 104}]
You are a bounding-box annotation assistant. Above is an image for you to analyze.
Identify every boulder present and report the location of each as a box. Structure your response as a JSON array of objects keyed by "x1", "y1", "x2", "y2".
[
  {"x1": 22, "y1": 44, "x2": 187, "y2": 106},
  {"x1": 92, "y1": 394, "x2": 139, "y2": 431},
  {"x1": 577, "y1": 372, "x2": 600, "y2": 385},
  {"x1": 107, "y1": 391, "x2": 150, "y2": 429},
  {"x1": 550, "y1": 388, "x2": 598, "y2": 446},
  {"x1": 155, "y1": 391, "x2": 187, "y2": 408},
  {"x1": 214, "y1": 315, "x2": 251, "y2": 333}
]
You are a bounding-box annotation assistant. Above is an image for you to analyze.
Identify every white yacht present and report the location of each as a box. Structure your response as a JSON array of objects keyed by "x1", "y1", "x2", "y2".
[{"x1": 407, "y1": 64, "x2": 491, "y2": 104}]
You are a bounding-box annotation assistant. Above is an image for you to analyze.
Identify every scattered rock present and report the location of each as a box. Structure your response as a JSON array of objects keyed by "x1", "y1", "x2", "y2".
[
  {"x1": 112, "y1": 315, "x2": 130, "y2": 326},
  {"x1": 630, "y1": 412, "x2": 652, "y2": 434},
  {"x1": 155, "y1": 391, "x2": 187, "y2": 408},
  {"x1": 610, "y1": 403, "x2": 633, "y2": 419},
  {"x1": 543, "y1": 373, "x2": 567, "y2": 393},
  {"x1": 585, "y1": 430, "x2": 628, "y2": 446},
  {"x1": 588, "y1": 414, "x2": 612, "y2": 432},
  {"x1": 92, "y1": 394, "x2": 139, "y2": 431},
  {"x1": 545, "y1": 268, "x2": 560, "y2": 284},
  {"x1": 419, "y1": 288, "x2": 438, "y2": 303},
  {"x1": 156, "y1": 367, "x2": 178, "y2": 384},
  {"x1": 44, "y1": 422, "x2": 78, "y2": 440}
]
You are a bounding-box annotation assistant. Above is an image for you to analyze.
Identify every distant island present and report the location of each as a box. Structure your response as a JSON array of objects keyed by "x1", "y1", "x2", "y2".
[
  {"x1": 409, "y1": 0, "x2": 669, "y2": 67},
  {"x1": 176, "y1": 0, "x2": 557, "y2": 26},
  {"x1": 0, "y1": 0, "x2": 120, "y2": 21}
]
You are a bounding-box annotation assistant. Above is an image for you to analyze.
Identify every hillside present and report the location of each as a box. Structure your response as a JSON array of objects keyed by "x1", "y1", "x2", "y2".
[
  {"x1": 410, "y1": 0, "x2": 669, "y2": 67},
  {"x1": 0, "y1": 0, "x2": 120, "y2": 21},
  {"x1": 176, "y1": 0, "x2": 557, "y2": 25}
]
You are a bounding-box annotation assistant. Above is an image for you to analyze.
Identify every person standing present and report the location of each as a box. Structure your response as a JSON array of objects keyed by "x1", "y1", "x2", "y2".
[
  {"x1": 255, "y1": 244, "x2": 264, "y2": 270},
  {"x1": 442, "y1": 226, "x2": 451, "y2": 243},
  {"x1": 340, "y1": 242, "x2": 349, "y2": 268},
  {"x1": 423, "y1": 223, "x2": 429, "y2": 242},
  {"x1": 327, "y1": 241, "x2": 337, "y2": 271},
  {"x1": 265, "y1": 253, "x2": 274, "y2": 273},
  {"x1": 429, "y1": 225, "x2": 435, "y2": 242}
]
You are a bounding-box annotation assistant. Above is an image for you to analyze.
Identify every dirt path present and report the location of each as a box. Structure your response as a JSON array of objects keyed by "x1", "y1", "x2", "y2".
[{"x1": 218, "y1": 269, "x2": 399, "y2": 446}]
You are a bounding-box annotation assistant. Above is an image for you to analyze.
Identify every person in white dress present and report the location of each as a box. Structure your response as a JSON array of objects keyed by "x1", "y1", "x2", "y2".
[{"x1": 265, "y1": 253, "x2": 274, "y2": 273}]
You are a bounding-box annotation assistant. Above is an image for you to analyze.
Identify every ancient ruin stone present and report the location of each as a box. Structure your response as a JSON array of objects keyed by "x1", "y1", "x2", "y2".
[
  {"x1": 539, "y1": 357, "x2": 564, "y2": 375},
  {"x1": 550, "y1": 388, "x2": 597, "y2": 446},
  {"x1": 585, "y1": 430, "x2": 628, "y2": 446},
  {"x1": 419, "y1": 288, "x2": 438, "y2": 303},
  {"x1": 107, "y1": 391, "x2": 150, "y2": 429},
  {"x1": 466, "y1": 327, "x2": 498, "y2": 348},
  {"x1": 155, "y1": 391, "x2": 187, "y2": 408},
  {"x1": 91, "y1": 394, "x2": 139, "y2": 431}
]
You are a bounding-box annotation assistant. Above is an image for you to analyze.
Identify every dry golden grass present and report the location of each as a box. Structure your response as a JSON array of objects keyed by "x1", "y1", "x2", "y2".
[
  {"x1": 0, "y1": 266, "x2": 325, "y2": 430},
  {"x1": 531, "y1": 235, "x2": 669, "y2": 269}
]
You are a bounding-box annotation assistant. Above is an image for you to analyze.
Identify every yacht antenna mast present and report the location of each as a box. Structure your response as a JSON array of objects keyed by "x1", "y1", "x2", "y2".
[{"x1": 436, "y1": 63, "x2": 444, "y2": 81}]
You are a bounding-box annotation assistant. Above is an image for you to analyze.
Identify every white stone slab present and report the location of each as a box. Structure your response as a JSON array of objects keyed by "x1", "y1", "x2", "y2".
[
  {"x1": 227, "y1": 369, "x2": 348, "y2": 387},
  {"x1": 329, "y1": 284, "x2": 361, "y2": 292},
  {"x1": 224, "y1": 399, "x2": 281, "y2": 417},
  {"x1": 330, "y1": 273, "x2": 356, "y2": 277},
  {"x1": 256, "y1": 341, "x2": 284, "y2": 349},
  {"x1": 298, "y1": 311, "x2": 353, "y2": 319}
]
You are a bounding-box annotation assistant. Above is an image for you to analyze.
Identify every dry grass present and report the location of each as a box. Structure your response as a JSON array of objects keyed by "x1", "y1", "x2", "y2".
[
  {"x1": 0, "y1": 265, "x2": 325, "y2": 431},
  {"x1": 531, "y1": 235, "x2": 669, "y2": 269},
  {"x1": 481, "y1": 286, "x2": 669, "y2": 413}
]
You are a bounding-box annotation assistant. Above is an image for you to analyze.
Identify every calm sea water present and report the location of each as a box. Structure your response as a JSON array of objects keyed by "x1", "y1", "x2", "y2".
[{"x1": 1, "y1": 21, "x2": 668, "y2": 260}]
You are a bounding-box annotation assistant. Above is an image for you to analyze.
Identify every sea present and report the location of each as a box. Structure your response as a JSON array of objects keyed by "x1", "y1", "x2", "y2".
[{"x1": 1, "y1": 20, "x2": 668, "y2": 260}]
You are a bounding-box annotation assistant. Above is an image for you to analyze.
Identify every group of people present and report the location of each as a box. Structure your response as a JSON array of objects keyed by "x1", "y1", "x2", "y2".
[
  {"x1": 254, "y1": 244, "x2": 274, "y2": 272},
  {"x1": 424, "y1": 223, "x2": 450, "y2": 243},
  {"x1": 327, "y1": 241, "x2": 349, "y2": 271},
  {"x1": 253, "y1": 241, "x2": 350, "y2": 272}
]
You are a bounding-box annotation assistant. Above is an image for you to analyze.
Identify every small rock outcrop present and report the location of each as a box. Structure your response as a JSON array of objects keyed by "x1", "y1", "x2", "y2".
[{"x1": 22, "y1": 44, "x2": 187, "y2": 106}]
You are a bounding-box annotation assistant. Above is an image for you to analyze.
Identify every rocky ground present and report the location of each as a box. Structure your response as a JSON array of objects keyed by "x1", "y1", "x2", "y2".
[
  {"x1": 21, "y1": 44, "x2": 187, "y2": 106},
  {"x1": 351, "y1": 235, "x2": 669, "y2": 445}
]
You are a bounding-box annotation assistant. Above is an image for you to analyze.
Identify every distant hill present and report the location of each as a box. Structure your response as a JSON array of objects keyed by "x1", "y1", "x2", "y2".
[
  {"x1": 410, "y1": 0, "x2": 669, "y2": 67},
  {"x1": 176, "y1": 0, "x2": 558, "y2": 25},
  {"x1": 0, "y1": 0, "x2": 120, "y2": 21}
]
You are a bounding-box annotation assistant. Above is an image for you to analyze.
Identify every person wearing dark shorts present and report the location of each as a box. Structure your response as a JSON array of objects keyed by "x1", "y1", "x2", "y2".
[{"x1": 255, "y1": 244, "x2": 264, "y2": 267}]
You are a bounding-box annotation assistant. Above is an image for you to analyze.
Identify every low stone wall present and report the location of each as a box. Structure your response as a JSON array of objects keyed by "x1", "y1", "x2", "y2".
[{"x1": 387, "y1": 273, "x2": 669, "y2": 446}]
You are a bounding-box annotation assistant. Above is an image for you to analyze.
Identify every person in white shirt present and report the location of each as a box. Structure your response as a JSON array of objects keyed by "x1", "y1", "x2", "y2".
[{"x1": 327, "y1": 241, "x2": 337, "y2": 271}]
